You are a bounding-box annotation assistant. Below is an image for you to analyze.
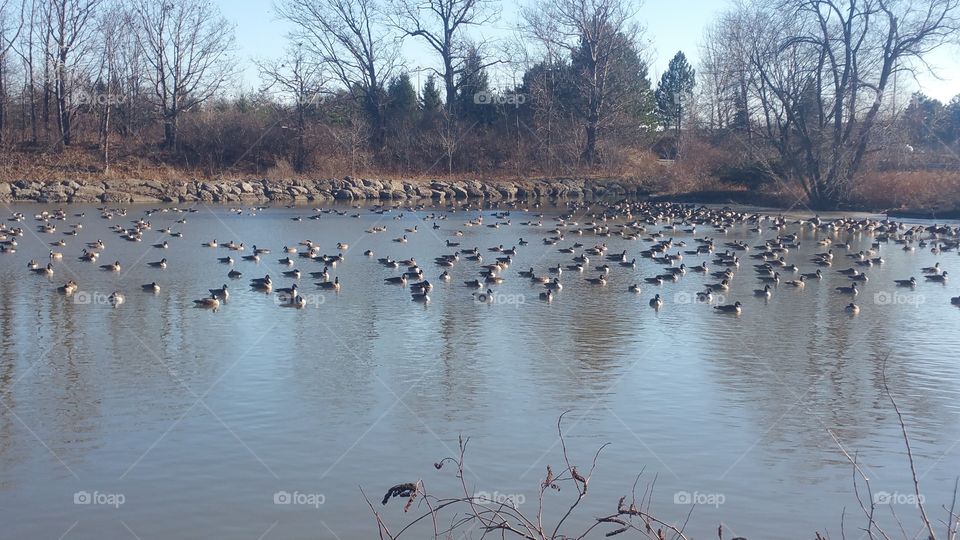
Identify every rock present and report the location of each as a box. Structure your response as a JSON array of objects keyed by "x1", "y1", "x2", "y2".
[
  {"x1": 101, "y1": 190, "x2": 131, "y2": 203},
  {"x1": 334, "y1": 189, "x2": 354, "y2": 200},
  {"x1": 0, "y1": 182, "x2": 13, "y2": 199}
]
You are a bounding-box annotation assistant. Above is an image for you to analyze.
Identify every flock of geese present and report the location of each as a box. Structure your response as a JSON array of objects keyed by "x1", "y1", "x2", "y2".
[{"x1": 3, "y1": 201, "x2": 960, "y2": 315}]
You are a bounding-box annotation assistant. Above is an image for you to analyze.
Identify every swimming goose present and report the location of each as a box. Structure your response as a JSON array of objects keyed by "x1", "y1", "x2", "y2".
[
  {"x1": 32, "y1": 263, "x2": 54, "y2": 276},
  {"x1": 154, "y1": 241, "x2": 169, "y2": 249},
  {"x1": 785, "y1": 276, "x2": 806, "y2": 288},
  {"x1": 545, "y1": 278, "x2": 563, "y2": 290},
  {"x1": 139, "y1": 282, "x2": 160, "y2": 293},
  {"x1": 696, "y1": 290, "x2": 714, "y2": 302},
  {"x1": 276, "y1": 284, "x2": 299, "y2": 297},
  {"x1": 473, "y1": 289, "x2": 495, "y2": 303},
  {"x1": 628, "y1": 284, "x2": 641, "y2": 293},
  {"x1": 439, "y1": 270, "x2": 451, "y2": 281},
  {"x1": 108, "y1": 291, "x2": 125, "y2": 307},
  {"x1": 758, "y1": 272, "x2": 781, "y2": 284},
  {"x1": 894, "y1": 277, "x2": 917, "y2": 287},
  {"x1": 228, "y1": 269, "x2": 243, "y2": 279},
  {"x1": 951, "y1": 296, "x2": 960, "y2": 306},
  {"x1": 317, "y1": 277, "x2": 341, "y2": 290},
  {"x1": 278, "y1": 257, "x2": 294, "y2": 266},
  {"x1": 649, "y1": 294, "x2": 663, "y2": 309},
  {"x1": 194, "y1": 293, "x2": 220, "y2": 309},
  {"x1": 644, "y1": 276, "x2": 664, "y2": 286},
  {"x1": 148, "y1": 258, "x2": 167, "y2": 269},
  {"x1": 714, "y1": 301, "x2": 742, "y2": 314},
  {"x1": 79, "y1": 249, "x2": 98, "y2": 262},
  {"x1": 283, "y1": 269, "x2": 301, "y2": 279},
  {"x1": 101, "y1": 261, "x2": 122, "y2": 272},
  {"x1": 242, "y1": 253, "x2": 260, "y2": 262},
  {"x1": 925, "y1": 272, "x2": 948, "y2": 283},
  {"x1": 585, "y1": 274, "x2": 608, "y2": 285},
  {"x1": 58, "y1": 280, "x2": 78, "y2": 295},
  {"x1": 49, "y1": 250, "x2": 63, "y2": 260},
  {"x1": 210, "y1": 285, "x2": 229, "y2": 300},
  {"x1": 27, "y1": 260, "x2": 38, "y2": 270},
  {"x1": 834, "y1": 282, "x2": 859, "y2": 295},
  {"x1": 801, "y1": 269, "x2": 823, "y2": 280},
  {"x1": 539, "y1": 289, "x2": 554, "y2": 302},
  {"x1": 845, "y1": 302, "x2": 860, "y2": 314},
  {"x1": 754, "y1": 284, "x2": 772, "y2": 298},
  {"x1": 384, "y1": 275, "x2": 407, "y2": 285},
  {"x1": 922, "y1": 262, "x2": 941, "y2": 274},
  {"x1": 219, "y1": 256, "x2": 234, "y2": 264},
  {"x1": 203, "y1": 239, "x2": 218, "y2": 248},
  {"x1": 708, "y1": 279, "x2": 730, "y2": 291}
]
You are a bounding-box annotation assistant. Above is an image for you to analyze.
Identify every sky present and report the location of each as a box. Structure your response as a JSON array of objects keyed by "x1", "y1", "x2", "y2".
[{"x1": 216, "y1": 0, "x2": 959, "y2": 103}]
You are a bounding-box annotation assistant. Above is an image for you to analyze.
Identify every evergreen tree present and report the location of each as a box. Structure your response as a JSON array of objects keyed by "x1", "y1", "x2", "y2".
[{"x1": 655, "y1": 51, "x2": 696, "y2": 135}]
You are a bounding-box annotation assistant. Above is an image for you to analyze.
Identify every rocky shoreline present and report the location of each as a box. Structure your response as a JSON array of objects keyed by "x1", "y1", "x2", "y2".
[{"x1": 0, "y1": 177, "x2": 649, "y2": 204}]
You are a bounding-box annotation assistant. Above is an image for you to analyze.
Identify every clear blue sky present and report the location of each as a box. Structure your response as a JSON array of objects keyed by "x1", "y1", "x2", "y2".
[{"x1": 216, "y1": 0, "x2": 958, "y2": 103}]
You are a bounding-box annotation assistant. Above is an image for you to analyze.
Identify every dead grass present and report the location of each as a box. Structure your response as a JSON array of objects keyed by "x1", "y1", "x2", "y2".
[{"x1": 854, "y1": 170, "x2": 960, "y2": 210}]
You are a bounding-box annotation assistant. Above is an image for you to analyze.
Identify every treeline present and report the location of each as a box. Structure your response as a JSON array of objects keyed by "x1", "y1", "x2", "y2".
[{"x1": 0, "y1": 0, "x2": 958, "y2": 208}]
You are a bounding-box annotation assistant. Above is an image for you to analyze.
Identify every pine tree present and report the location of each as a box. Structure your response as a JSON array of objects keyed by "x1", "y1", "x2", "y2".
[{"x1": 655, "y1": 51, "x2": 696, "y2": 136}]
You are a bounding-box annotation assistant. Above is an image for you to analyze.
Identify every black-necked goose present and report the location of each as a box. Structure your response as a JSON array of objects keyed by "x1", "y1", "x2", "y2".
[{"x1": 714, "y1": 301, "x2": 742, "y2": 314}]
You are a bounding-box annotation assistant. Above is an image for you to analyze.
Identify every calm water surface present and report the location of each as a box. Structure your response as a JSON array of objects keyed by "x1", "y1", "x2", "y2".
[{"x1": 1, "y1": 202, "x2": 958, "y2": 539}]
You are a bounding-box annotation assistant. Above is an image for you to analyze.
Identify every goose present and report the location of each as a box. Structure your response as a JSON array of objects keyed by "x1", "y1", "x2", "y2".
[
  {"x1": 148, "y1": 258, "x2": 167, "y2": 269},
  {"x1": 337, "y1": 242, "x2": 349, "y2": 251},
  {"x1": 393, "y1": 235, "x2": 408, "y2": 243},
  {"x1": 49, "y1": 250, "x2": 63, "y2": 260},
  {"x1": 101, "y1": 261, "x2": 122, "y2": 272},
  {"x1": 276, "y1": 283, "x2": 300, "y2": 296},
  {"x1": 802, "y1": 269, "x2": 823, "y2": 280},
  {"x1": 545, "y1": 278, "x2": 563, "y2": 291},
  {"x1": 714, "y1": 301, "x2": 742, "y2": 314},
  {"x1": 785, "y1": 276, "x2": 806, "y2": 288},
  {"x1": 203, "y1": 239, "x2": 218, "y2": 248},
  {"x1": 594, "y1": 264, "x2": 611, "y2": 273},
  {"x1": 758, "y1": 272, "x2": 781, "y2": 284},
  {"x1": 845, "y1": 302, "x2": 860, "y2": 314},
  {"x1": 253, "y1": 245, "x2": 269, "y2": 254},
  {"x1": 691, "y1": 262, "x2": 709, "y2": 273},
  {"x1": 194, "y1": 293, "x2": 220, "y2": 309},
  {"x1": 473, "y1": 289, "x2": 495, "y2": 303},
  {"x1": 410, "y1": 280, "x2": 432, "y2": 294},
  {"x1": 58, "y1": 280, "x2": 79, "y2": 295},
  {"x1": 925, "y1": 272, "x2": 948, "y2": 283},
  {"x1": 228, "y1": 269, "x2": 243, "y2": 279},
  {"x1": 464, "y1": 279, "x2": 482, "y2": 288},
  {"x1": 287, "y1": 295, "x2": 307, "y2": 308},
  {"x1": 696, "y1": 290, "x2": 714, "y2": 303},
  {"x1": 539, "y1": 289, "x2": 554, "y2": 302},
  {"x1": 278, "y1": 257, "x2": 294, "y2": 266},
  {"x1": 585, "y1": 274, "x2": 607, "y2": 285},
  {"x1": 628, "y1": 284, "x2": 641, "y2": 293},
  {"x1": 649, "y1": 294, "x2": 663, "y2": 309},
  {"x1": 708, "y1": 279, "x2": 730, "y2": 291},
  {"x1": 754, "y1": 284, "x2": 773, "y2": 298},
  {"x1": 384, "y1": 275, "x2": 407, "y2": 285},
  {"x1": 835, "y1": 282, "x2": 859, "y2": 295},
  {"x1": 439, "y1": 270, "x2": 451, "y2": 281},
  {"x1": 922, "y1": 262, "x2": 941, "y2": 274},
  {"x1": 951, "y1": 296, "x2": 960, "y2": 306},
  {"x1": 364, "y1": 249, "x2": 374, "y2": 257},
  {"x1": 242, "y1": 254, "x2": 260, "y2": 262},
  {"x1": 108, "y1": 291, "x2": 125, "y2": 307},
  {"x1": 317, "y1": 277, "x2": 341, "y2": 290},
  {"x1": 644, "y1": 276, "x2": 664, "y2": 286},
  {"x1": 849, "y1": 273, "x2": 869, "y2": 282},
  {"x1": 310, "y1": 267, "x2": 331, "y2": 281},
  {"x1": 87, "y1": 239, "x2": 105, "y2": 250},
  {"x1": 32, "y1": 263, "x2": 54, "y2": 276},
  {"x1": 894, "y1": 277, "x2": 917, "y2": 287},
  {"x1": 251, "y1": 275, "x2": 273, "y2": 292},
  {"x1": 27, "y1": 260, "x2": 38, "y2": 270},
  {"x1": 154, "y1": 241, "x2": 169, "y2": 249},
  {"x1": 283, "y1": 269, "x2": 301, "y2": 279},
  {"x1": 219, "y1": 256, "x2": 234, "y2": 264},
  {"x1": 142, "y1": 282, "x2": 161, "y2": 293},
  {"x1": 411, "y1": 290, "x2": 430, "y2": 303},
  {"x1": 210, "y1": 285, "x2": 229, "y2": 300}
]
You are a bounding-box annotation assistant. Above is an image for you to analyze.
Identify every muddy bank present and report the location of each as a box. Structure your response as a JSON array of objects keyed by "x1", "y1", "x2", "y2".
[{"x1": 0, "y1": 177, "x2": 650, "y2": 204}]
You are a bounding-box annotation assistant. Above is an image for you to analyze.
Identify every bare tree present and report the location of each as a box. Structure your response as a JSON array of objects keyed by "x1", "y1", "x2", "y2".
[
  {"x1": 390, "y1": 0, "x2": 500, "y2": 112},
  {"x1": 716, "y1": 0, "x2": 960, "y2": 208},
  {"x1": 46, "y1": 0, "x2": 104, "y2": 147},
  {"x1": 277, "y1": 0, "x2": 397, "y2": 151},
  {"x1": 132, "y1": 0, "x2": 235, "y2": 151},
  {"x1": 523, "y1": 0, "x2": 645, "y2": 165},
  {"x1": 257, "y1": 43, "x2": 329, "y2": 172},
  {"x1": 0, "y1": 0, "x2": 24, "y2": 144}
]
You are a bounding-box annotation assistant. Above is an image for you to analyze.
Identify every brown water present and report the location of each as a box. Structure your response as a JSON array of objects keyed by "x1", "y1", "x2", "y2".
[{"x1": 0, "y1": 202, "x2": 958, "y2": 539}]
